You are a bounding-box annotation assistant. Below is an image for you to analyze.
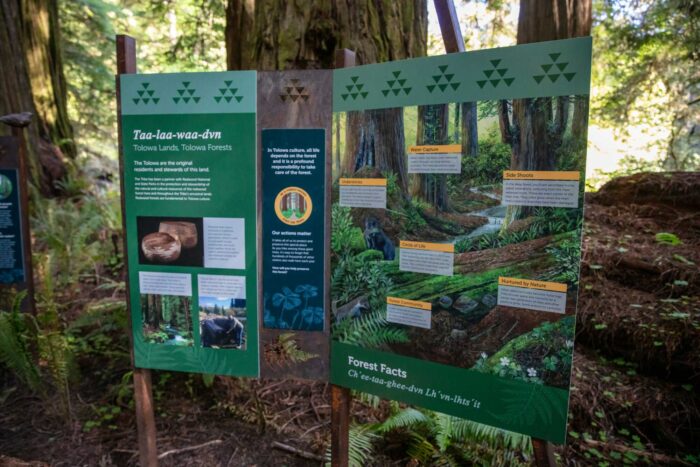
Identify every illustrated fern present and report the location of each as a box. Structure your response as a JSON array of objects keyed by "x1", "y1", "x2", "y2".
[{"x1": 332, "y1": 309, "x2": 408, "y2": 348}]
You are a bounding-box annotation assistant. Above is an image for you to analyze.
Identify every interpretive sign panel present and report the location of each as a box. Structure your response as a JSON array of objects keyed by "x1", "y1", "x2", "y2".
[
  {"x1": 0, "y1": 167, "x2": 25, "y2": 284},
  {"x1": 257, "y1": 70, "x2": 332, "y2": 380},
  {"x1": 330, "y1": 37, "x2": 592, "y2": 443},
  {"x1": 120, "y1": 71, "x2": 259, "y2": 376}
]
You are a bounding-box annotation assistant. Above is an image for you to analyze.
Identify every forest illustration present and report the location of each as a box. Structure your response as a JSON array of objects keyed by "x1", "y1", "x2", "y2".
[
  {"x1": 331, "y1": 96, "x2": 587, "y2": 389},
  {"x1": 140, "y1": 294, "x2": 193, "y2": 346}
]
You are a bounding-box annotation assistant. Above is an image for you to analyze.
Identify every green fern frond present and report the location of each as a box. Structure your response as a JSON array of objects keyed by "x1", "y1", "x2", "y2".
[
  {"x1": 450, "y1": 417, "x2": 531, "y2": 453},
  {"x1": 405, "y1": 431, "x2": 437, "y2": 464},
  {"x1": 324, "y1": 424, "x2": 378, "y2": 467},
  {"x1": 278, "y1": 332, "x2": 318, "y2": 363},
  {"x1": 0, "y1": 291, "x2": 43, "y2": 393},
  {"x1": 375, "y1": 407, "x2": 430, "y2": 434},
  {"x1": 334, "y1": 309, "x2": 408, "y2": 348}
]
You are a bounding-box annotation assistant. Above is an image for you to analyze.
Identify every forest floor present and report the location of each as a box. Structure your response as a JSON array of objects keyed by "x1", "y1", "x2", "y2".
[{"x1": 0, "y1": 172, "x2": 699, "y2": 466}]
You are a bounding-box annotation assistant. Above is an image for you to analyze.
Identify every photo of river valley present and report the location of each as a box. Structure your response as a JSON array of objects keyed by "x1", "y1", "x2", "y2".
[{"x1": 331, "y1": 97, "x2": 587, "y2": 389}]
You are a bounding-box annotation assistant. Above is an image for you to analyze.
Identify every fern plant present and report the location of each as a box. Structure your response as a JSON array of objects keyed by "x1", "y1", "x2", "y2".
[
  {"x1": 332, "y1": 309, "x2": 408, "y2": 348},
  {"x1": 0, "y1": 291, "x2": 43, "y2": 394}
]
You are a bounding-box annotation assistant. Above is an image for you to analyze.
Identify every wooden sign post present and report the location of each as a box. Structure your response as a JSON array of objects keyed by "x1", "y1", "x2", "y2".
[
  {"x1": 330, "y1": 47, "x2": 355, "y2": 467},
  {"x1": 116, "y1": 35, "x2": 159, "y2": 467}
]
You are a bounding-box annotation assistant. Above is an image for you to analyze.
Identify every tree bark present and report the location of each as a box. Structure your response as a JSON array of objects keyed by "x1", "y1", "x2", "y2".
[
  {"x1": 0, "y1": 0, "x2": 68, "y2": 196},
  {"x1": 226, "y1": 0, "x2": 428, "y2": 194},
  {"x1": 21, "y1": 0, "x2": 75, "y2": 159}
]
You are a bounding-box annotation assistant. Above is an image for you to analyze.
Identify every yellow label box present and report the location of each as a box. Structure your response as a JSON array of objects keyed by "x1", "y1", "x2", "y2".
[{"x1": 498, "y1": 276, "x2": 567, "y2": 293}]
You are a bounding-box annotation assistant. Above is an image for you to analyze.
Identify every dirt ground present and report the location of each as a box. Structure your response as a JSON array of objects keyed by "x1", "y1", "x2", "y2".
[{"x1": 1, "y1": 172, "x2": 699, "y2": 466}]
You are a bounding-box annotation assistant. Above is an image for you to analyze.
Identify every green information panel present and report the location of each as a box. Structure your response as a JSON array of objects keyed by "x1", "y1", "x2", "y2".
[
  {"x1": 330, "y1": 37, "x2": 591, "y2": 444},
  {"x1": 120, "y1": 71, "x2": 259, "y2": 377}
]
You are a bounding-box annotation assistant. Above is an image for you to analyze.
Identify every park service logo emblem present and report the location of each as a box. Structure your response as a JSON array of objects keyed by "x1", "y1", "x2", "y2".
[{"x1": 274, "y1": 187, "x2": 312, "y2": 226}]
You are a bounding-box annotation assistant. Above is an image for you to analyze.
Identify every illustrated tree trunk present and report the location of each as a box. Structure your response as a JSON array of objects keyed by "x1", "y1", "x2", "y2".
[
  {"x1": 226, "y1": 0, "x2": 428, "y2": 194},
  {"x1": 502, "y1": 0, "x2": 591, "y2": 227},
  {"x1": 416, "y1": 104, "x2": 449, "y2": 211},
  {"x1": 460, "y1": 102, "x2": 478, "y2": 158},
  {"x1": 0, "y1": 0, "x2": 69, "y2": 196}
]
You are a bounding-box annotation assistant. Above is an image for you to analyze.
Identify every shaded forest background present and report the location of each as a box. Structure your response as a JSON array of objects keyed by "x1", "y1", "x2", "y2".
[{"x1": 0, "y1": 0, "x2": 698, "y2": 466}]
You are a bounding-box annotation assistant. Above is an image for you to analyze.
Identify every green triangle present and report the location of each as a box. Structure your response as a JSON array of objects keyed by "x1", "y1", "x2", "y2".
[
  {"x1": 450, "y1": 82, "x2": 460, "y2": 90},
  {"x1": 549, "y1": 53, "x2": 561, "y2": 62},
  {"x1": 490, "y1": 79, "x2": 501, "y2": 87},
  {"x1": 438, "y1": 84, "x2": 447, "y2": 91},
  {"x1": 476, "y1": 80, "x2": 487, "y2": 88},
  {"x1": 224, "y1": 96, "x2": 232, "y2": 102},
  {"x1": 503, "y1": 78, "x2": 514, "y2": 86},
  {"x1": 137, "y1": 90, "x2": 145, "y2": 97},
  {"x1": 360, "y1": 92, "x2": 368, "y2": 98},
  {"x1": 403, "y1": 87, "x2": 411, "y2": 94},
  {"x1": 490, "y1": 59, "x2": 501, "y2": 67},
  {"x1": 387, "y1": 80, "x2": 396, "y2": 87},
  {"x1": 147, "y1": 90, "x2": 155, "y2": 96},
  {"x1": 152, "y1": 98, "x2": 159, "y2": 104},
  {"x1": 444, "y1": 73, "x2": 454, "y2": 82},
  {"x1": 351, "y1": 93, "x2": 358, "y2": 99},
  {"x1": 182, "y1": 81, "x2": 191, "y2": 88},
  {"x1": 177, "y1": 89, "x2": 185, "y2": 96},
  {"x1": 224, "y1": 80, "x2": 232, "y2": 86},
  {"x1": 433, "y1": 75, "x2": 442, "y2": 83},
  {"x1": 427, "y1": 85, "x2": 435, "y2": 93},
  {"x1": 173, "y1": 97, "x2": 180, "y2": 103},
  {"x1": 182, "y1": 97, "x2": 190, "y2": 103},
  {"x1": 143, "y1": 98, "x2": 150, "y2": 104},
  {"x1": 187, "y1": 89, "x2": 195, "y2": 95},
  {"x1": 219, "y1": 88, "x2": 227, "y2": 95},
  {"x1": 193, "y1": 97, "x2": 200, "y2": 103},
  {"x1": 341, "y1": 94, "x2": 349, "y2": 100},
  {"x1": 230, "y1": 88, "x2": 238, "y2": 95},
  {"x1": 356, "y1": 84, "x2": 364, "y2": 91},
  {"x1": 496, "y1": 69, "x2": 507, "y2": 77},
  {"x1": 438, "y1": 65, "x2": 448, "y2": 72},
  {"x1": 484, "y1": 70, "x2": 494, "y2": 78},
  {"x1": 346, "y1": 85, "x2": 354, "y2": 92},
  {"x1": 564, "y1": 73, "x2": 576, "y2": 81},
  {"x1": 351, "y1": 76, "x2": 359, "y2": 83},
  {"x1": 556, "y1": 62, "x2": 568, "y2": 71},
  {"x1": 392, "y1": 71, "x2": 401, "y2": 77},
  {"x1": 533, "y1": 75, "x2": 544, "y2": 84},
  {"x1": 382, "y1": 90, "x2": 389, "y2": 96},
  {"x1": 541, "y1": 64, "x2": 553, "y2": 72},
  {"x1": 548, "y1": 74, "x2": 560, "y2": 82},
  {"x1": 214, "y1": 96, "x2": 222, "y2": 103},
  {"x1": 398, "y1": 79, "x2": 406, "y2": 86},
  {"x1": 132, "y1": 98, "x2": 140, "y2": 104},
  {"x1": 142, "y1": 83, "x2": 150, "y2": 89},
  {"x1": 392, "y1": 88, "x2": 400, "y2": 96},
  {"x1": 235, "y1": 96, "x2": 243, "y2": 102}
]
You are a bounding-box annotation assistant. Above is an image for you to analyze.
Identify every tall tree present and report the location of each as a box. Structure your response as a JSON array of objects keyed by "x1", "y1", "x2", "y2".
[
  {"x1": 0, "y1": 0, "x2": 70, "y2": 196},
  {"x1": 226, "y1": 0, "x2": 428, "y2": 192},
  {"x1": 416, "y1": 104, "x2": 449, "y2": 210},
  {"x1": 501, "y1": 0, "x2": 591, "y2": 226}
]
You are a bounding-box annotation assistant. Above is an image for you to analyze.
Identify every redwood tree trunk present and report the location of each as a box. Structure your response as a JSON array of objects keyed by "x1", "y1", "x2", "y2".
[
  {"x1": 0, "y1": 0, "x2": 69, "y2": 196},
  {"x1": 226, "y1": 0, "x2": 428, "y2": 195}
]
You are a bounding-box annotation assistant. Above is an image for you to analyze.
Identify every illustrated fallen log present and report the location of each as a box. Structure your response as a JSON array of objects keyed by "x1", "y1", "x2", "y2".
[
  {"x1": 141, "y1": 232, "x2": 181, "y2": 262},
  {"x1": 159, "y1": 221, "x2": 198, "y2": 248}
]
